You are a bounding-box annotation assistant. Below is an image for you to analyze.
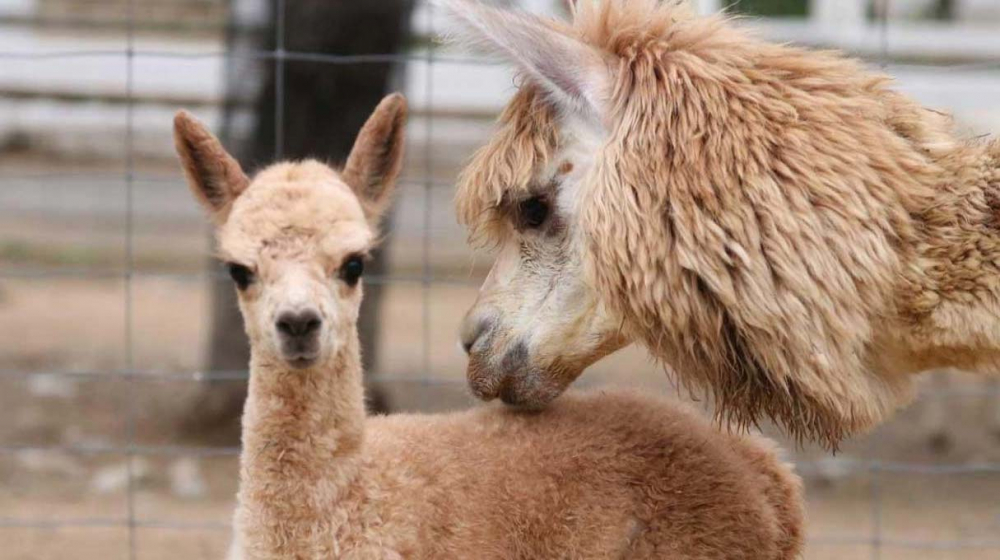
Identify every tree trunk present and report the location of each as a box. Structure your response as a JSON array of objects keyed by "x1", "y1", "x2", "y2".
[{"x1": 183, "y1": 0, "x2": 413, "y2": 442}]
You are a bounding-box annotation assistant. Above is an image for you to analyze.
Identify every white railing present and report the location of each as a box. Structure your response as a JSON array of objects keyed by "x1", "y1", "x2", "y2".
[{"x1": 1, "y1": 0, "x2": 998, "y2": 160}]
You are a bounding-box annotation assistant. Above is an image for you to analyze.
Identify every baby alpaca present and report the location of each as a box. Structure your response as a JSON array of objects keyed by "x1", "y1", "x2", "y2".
[{"x1": 174, "y1": 95, "x2": 804, "y2": 559}]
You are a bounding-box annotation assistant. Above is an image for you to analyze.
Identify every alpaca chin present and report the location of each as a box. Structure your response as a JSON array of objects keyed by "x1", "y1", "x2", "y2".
[{"x1": 284, "y1": 355, "x2": 319, "y2": 370}]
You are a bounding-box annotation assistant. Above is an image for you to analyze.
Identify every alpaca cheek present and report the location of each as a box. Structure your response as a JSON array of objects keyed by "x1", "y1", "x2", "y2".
[
  {"x1": 234, "y1": 291, "x2": 268, "y2": 344},
  {"x1": 333, "y1": 281, "x2": 362, "y2": 324}
]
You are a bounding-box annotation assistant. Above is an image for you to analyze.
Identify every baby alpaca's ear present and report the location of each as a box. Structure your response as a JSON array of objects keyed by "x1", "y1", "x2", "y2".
[
  {"x1": 173, "y1": 110, "x2": 249, "y2": 223},
  {"x1": 342, "y1": 93, "x2": 408, "y2": 227}
]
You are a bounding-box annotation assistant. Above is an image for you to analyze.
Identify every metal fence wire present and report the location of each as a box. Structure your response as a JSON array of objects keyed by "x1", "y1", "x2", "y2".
[{"x1": 1, "y1": 1, "x2": 999, "y2": 559}]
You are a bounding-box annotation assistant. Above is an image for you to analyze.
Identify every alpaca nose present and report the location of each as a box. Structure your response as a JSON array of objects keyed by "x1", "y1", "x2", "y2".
[
  {"x1": 276, "y1": 309, "x2": 322, "y2": 338},
  {"x1": 460, "y1": 314, "x2": 494, "y2": 355}
]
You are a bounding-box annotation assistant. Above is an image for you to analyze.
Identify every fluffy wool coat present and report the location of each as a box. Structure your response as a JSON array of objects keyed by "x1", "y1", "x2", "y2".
[{"x1": 450, "y1": 0, "x2": 1000, "y2": 446}]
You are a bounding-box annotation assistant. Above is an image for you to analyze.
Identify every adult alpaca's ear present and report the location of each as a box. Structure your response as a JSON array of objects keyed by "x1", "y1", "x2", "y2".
[
  {"x1": 435, "y1": 0, "x2": 612, "y2": 121},
  {"x1": 173, "y1": 110, "x2": 249, "y2": 223},
  {"x1": 342, "y1": 93, "x2": 408, "y2": 228}
]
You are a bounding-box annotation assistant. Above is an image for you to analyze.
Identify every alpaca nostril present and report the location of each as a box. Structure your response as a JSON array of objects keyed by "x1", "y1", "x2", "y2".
[
  {"x1": 460, "y1": 318, "x2": 493, "y2": 355},
  {"x1": 276, "y1": 310, "x2": 322, "y2": 338}
]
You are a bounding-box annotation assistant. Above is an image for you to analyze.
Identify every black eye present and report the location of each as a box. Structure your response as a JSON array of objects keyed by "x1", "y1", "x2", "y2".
[
  {"x1": 227, "y1": 263, "x2": 254, "y2": 290},
  {"x1": 340, "y1": 255, "x2": 365, "y2": 287},
  {"x1": 518, "y1": 196, "x2": 549, "y2": 229}
]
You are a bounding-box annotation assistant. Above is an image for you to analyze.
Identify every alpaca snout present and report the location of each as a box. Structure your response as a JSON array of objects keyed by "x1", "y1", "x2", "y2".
[
  {"x1": 465, "y1": 335, "x2": 525, "y2": 401},
  {"x1": 466, "y1": 352, "x2": 501, "y2": 401},
  {"x1": 466, "y1": 339, "x2": 561, "y2": 409},
  {"x1": 276, "y1": 309, "x2": 322, "y2": 338},
  {"x1": 275, "y1": 308, "x2": 322, "y2": 368},
  {"x1": 459, "y1": 313, "x2": 495, "y2": 355}
]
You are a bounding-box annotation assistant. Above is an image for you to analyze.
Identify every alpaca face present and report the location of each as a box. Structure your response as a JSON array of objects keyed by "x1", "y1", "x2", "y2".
[
  {"x1": 459, "y1": 115, "x2": 627, "y2": 407},
  {"x1": 216, "y1": 167, "x2": 374, "y2": 368},
  {"x1": 174, "y1": 94, "x2": 408, "y2": 371},
  {"x1": 444, "y1": 0, "x2": 628, "y2": 407}
]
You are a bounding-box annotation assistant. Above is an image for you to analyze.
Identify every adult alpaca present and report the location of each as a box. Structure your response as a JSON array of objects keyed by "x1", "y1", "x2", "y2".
[
  {"x1": 441, "y1": 0, "x2": 1000, "y2": 446},
  {"x1": 174, "y1": 95, "x2": 804, "y2": 559}
]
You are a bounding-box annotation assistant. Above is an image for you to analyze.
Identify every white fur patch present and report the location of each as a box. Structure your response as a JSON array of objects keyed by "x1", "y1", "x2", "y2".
[{"x1": 552, "y1": 113, "x2": 606, "y2": 221}]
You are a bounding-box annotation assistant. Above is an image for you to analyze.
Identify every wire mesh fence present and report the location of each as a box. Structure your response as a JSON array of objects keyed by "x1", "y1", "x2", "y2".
[{"x1": 1, "y1": 1, "x2": 999, "y2": 559}]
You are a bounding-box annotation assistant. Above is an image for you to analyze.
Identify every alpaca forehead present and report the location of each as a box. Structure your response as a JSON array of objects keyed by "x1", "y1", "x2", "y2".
[
  {"x1": 226, "y1": 184, "x2": 366, "y2": 238},
  {"x1": 219, "y1": 170, "x2": 371, "y2": 261}
]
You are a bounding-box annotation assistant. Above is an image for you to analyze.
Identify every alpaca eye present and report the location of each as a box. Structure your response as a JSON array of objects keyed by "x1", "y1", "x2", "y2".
[
  {"x1": 518, "y1": 196, "x2": 549, "y2": 229},
  {"x1": 227, "y1": 263, "x2": 254, "y2": 290},
  {"x1": 340, "y1": 255, "x2": 365, "y2": 287}
]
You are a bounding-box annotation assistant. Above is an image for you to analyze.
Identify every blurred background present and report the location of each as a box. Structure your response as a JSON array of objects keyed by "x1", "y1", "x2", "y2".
[{"x1": 0, "y1": 0, "x2": 998, "y2": 558}]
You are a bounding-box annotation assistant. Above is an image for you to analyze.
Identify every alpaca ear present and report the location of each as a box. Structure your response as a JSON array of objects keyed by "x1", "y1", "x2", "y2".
[
  {"x1": 435, "y1": 0, "x2": 612, "y2": 121},
  {"x1": 342, "y1": 93, "x2": 408, "y2": 227},
  {"x1": 173, "y1": 110, "x2": 249, "y2": 222}
]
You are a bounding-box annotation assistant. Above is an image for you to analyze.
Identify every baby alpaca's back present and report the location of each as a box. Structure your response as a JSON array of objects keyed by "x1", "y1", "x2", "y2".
[{"x1": 359, "y1": 390, "x2": 803, "y2": 559}]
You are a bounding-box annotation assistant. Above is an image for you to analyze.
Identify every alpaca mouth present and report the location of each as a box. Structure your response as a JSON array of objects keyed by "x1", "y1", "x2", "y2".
[
  {"x1": 280, "y1": 338, "x2": 320, "y2": 369},
  {"x1": 286, "y1": 354, "x2": 318, "y2": 369},
  {"x1": 467, "y1": 349, "x2": 563, "y2": 409}
]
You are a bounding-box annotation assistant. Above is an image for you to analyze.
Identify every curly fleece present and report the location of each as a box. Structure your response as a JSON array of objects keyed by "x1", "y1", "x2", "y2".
[{"x1": 456, "y1": 0, "x2": 1000, "y2": 446}]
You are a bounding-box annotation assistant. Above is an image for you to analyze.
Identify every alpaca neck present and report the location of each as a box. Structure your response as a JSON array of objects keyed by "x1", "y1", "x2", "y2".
[{"x1": 237, "y1": 332, "x2": 366, "y2": 559}]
